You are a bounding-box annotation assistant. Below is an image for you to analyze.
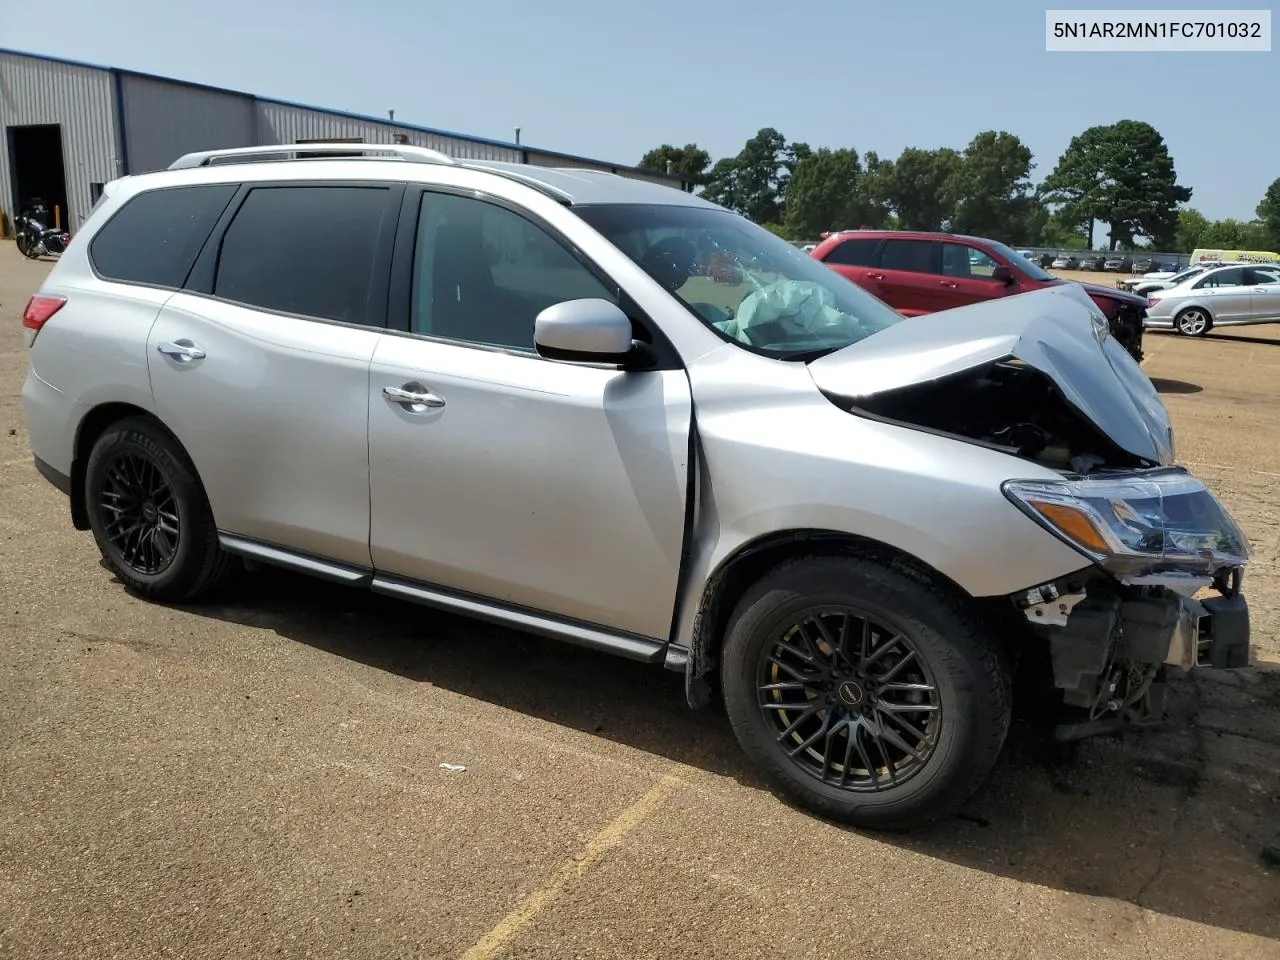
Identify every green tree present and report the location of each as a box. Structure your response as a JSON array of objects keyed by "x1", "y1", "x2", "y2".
[
  {"x1": 884, "y1": 147, "x2": 962, "y2": 230},
  {"x1": 1040, "y1": 120, "x2": 1191, "y2": 249},
  {"x1": 1198, "y1": 218, "x2": 1247, "y2": 248},
  {"x1": 782, "y1": 147, "x2": 866, "y2": 238},
  {"x1": 1256, "y1": 177, "x2": 1280, "y2": 248},
  {"x1": 1174, "y1": 208, "x2": 1209, "y2": 252},
  {"x1": 949, "y1": 131, "x2": 1035, "y2": 241},
  {"x1": 700, "y1": 128, "x2": 806, "y2": 224},
  {"x1": 1040, "y1": 209, "x2": 1091, "y2": 249},
  {"x1": 855, "y1": 150, "x2": 895, "y2": 228},
  {"x1": 637, "y1": 143, "x2": 711, "y2": 186}
]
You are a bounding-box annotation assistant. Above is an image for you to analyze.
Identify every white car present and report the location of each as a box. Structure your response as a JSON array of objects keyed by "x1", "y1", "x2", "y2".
[{"x1": 1145, "y1": 263, "x2": 1280, "y2": 336}]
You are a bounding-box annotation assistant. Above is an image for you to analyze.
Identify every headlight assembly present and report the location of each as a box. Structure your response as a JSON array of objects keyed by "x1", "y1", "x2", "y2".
[{"x1": 1003, "y1": 468, "x2": 1250, "y2": 578}]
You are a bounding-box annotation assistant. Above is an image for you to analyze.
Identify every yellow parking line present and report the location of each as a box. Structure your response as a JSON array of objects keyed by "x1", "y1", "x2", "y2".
[{"x1": 459, "y1": 772, "x2": 684, "y2": 959}]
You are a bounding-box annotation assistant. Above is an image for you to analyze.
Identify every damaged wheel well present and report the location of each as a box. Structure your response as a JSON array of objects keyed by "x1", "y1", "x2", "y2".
[{"x1": 685, "y1": 530, "x2": 1013, "y2": 707}]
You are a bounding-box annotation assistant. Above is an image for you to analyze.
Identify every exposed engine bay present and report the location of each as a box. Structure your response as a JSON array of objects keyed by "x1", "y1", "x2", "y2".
[
  {"x1": 825, "y1": 358, "x2": 1151, "y2": 473},
  {"x1": 1008, "y1": 570, "x2": 1251, "y2": 740}
]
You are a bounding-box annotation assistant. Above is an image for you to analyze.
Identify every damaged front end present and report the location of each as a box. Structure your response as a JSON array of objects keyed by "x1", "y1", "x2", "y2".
[
  {"x1": 804, "y1": 284, "x2": 1251, "y2": 740},
  {"x1": 1002, "y1": 468, "x2": 1251, "y2": 739}
]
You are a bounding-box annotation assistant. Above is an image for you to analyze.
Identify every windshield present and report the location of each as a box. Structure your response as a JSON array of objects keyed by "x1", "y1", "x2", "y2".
[
  {"x1": 573, "y1": 203, "x2": 904, "y2": 359},
  {"x1": 984, "y1": 239, "x2": 1053, "y2": 280}
]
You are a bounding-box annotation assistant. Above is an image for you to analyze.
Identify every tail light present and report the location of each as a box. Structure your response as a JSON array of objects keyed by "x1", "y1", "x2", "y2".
[{"x1": 22, "y1": 294, "x2": 67, "y2": 347}]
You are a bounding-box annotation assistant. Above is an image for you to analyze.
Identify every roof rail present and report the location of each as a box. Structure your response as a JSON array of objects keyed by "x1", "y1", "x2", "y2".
[{"x1": 168, "y1": 142, "x2": 457, "y2": 170}]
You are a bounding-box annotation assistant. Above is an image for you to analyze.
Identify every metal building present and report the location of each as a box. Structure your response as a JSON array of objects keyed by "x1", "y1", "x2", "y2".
[{"x1": 0, "y1": 48, "x2": 690, "y2": 236}]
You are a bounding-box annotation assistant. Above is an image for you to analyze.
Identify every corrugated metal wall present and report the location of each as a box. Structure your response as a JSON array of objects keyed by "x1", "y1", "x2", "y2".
[
  {"x1": 120, "y1": 75, "x2": 255, "y2": 173},
  {"x1": 0, "y1": 51, "x2": 119, "y2": 232},
  {"x1": 255, "y1": 102, "x2": 522, "y2": 162}
]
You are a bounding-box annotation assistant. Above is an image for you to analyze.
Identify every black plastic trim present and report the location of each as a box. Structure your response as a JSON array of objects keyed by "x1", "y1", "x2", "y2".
[{"x1": 33, "y1": 456, "x2": 71, "y2": 495}]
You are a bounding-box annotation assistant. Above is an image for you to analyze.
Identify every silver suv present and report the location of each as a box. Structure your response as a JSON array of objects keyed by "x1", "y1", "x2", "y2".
[{"x1": 20, "y1": 143, "x2": 1253, "y2": 829}]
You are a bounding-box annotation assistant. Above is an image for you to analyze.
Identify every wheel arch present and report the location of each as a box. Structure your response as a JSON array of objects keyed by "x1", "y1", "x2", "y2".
[
  {"x1": 683, "y1": 529, "x2": 997, "y2": 705},
  {"x1": 69, "y1": 403, "x2": 194, "y2": 530}
]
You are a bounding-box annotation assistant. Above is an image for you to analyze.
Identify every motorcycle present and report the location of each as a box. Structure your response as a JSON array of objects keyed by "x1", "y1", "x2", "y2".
[{"x1": 14, "y1": 200, "x2": 71, "y2": 259}]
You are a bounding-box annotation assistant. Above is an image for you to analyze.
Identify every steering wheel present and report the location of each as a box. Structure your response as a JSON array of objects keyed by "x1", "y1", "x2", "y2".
[{"x1": 640, "y1": 237, "x2": 699, "y2": 293}]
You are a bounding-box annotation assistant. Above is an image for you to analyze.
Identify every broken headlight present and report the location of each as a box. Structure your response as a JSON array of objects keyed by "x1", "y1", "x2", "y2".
[{"x1": 1003, "y1": 468, "x2": 1250, "y2": 577}]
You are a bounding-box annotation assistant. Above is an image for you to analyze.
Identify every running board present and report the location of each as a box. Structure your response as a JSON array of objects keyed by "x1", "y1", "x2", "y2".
[
  {"x1": 371, "y1": 575, "x2": 666, "y2": 663},
  {"x1": 217, "y1": 534, "x2": 372, "y2": 586},
  {"x1": 215, "y1": 532, "x2": 666, "y2": 664}
]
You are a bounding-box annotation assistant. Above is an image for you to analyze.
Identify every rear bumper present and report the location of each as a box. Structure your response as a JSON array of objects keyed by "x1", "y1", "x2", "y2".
[
  {"x1": 33, "y1": 455, "x2": 72, "y2": 496},
  {"x1": 20, "y1": 365, "x2": 80, "y2": 478}
]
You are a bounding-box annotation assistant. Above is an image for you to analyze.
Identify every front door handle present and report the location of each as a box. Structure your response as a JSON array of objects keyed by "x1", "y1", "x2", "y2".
[
  {"x1": 383, "y1": 383, "x2": 446, "y2": 409},
  {"x1": 939, "y1": 280, "x2": 958, "y2": 288},
  {"x1": 867, "y1": 272, "x2": 886, "y2": 281},
  {"x1": 156, "y1": 339, "x2": 206, "y2": 362}
]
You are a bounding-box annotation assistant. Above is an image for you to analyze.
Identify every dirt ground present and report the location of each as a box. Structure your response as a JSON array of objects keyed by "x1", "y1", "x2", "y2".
[{"x1": 1, "y1": 243, "x2": 1277, "y2": 959}]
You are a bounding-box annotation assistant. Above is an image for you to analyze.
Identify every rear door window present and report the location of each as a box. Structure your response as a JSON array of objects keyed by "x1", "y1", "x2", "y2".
[
  {"x1": 824, "y1": 238, "x2": 879, "y2": 266},
  {"x1": 878, "y1": 239, "x2": 936, "y2": 274},
  {"x1": 90, "y1": 184, "x2": 238, "y2": 288},
  {"x1": 212, "y1": 185, "x2": 394, "y2": 325}
]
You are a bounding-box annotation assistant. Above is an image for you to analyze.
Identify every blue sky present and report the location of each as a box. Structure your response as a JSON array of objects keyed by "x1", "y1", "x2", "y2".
[{"x1": 1, "y1": 0, "x2": 1274, "y2": 222}]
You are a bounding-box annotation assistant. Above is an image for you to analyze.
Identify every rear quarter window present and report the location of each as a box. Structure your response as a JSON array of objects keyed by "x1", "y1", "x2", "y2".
[{"x1": 89, "y1": 184, "x2": 239, "y2": 288}]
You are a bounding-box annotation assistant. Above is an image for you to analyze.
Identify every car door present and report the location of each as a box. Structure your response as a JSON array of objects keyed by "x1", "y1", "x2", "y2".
[
  {"x1": 1191, "y1": 267, "x2": 1252, "y2": 324},
  {"x1": 938, "y1": 242, "x2": 1018, "y2": 308},
  {"x1": 1246, "y1": 266, "x2": 1280, "y2": 321},
  {"x1": 873, "y1": 239, "x2": 941, "y2": 315},
  {"x1": 366, "y1": 187, "x2": 692, "y2": 641},
  {"x1": 148, "y1": 181, "x2": 403, "y2": 569}
]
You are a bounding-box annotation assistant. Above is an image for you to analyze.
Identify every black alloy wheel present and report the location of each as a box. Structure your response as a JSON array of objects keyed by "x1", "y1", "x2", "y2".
[
  {"x1": 759, "y1": 606, "x2": 941, "y2": 792},
  {"x1": 96, "y1": 450, "x2": 182, "y2": 576},
  {"x1": 84, "y1": 417, "x2": 237, "y2": 602}
]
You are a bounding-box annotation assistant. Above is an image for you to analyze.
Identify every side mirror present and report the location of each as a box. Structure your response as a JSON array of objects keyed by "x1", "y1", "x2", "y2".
[
  {"x1": 991, "y1": 265, "x2": 1017, "y2": 285},
  {"x1": 534, "y1": 298, "x2": 642, "y2": 365}
]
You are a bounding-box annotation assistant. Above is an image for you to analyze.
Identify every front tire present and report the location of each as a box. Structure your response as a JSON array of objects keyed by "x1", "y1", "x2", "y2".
[
  {"x1": 84, "y1": 417, "x2": 235, "y2": 602},
  {"x1": 720, "y1": 555, "x2": 1011, "y2": 830},
  {"x1": 1175, "y1": 308, "x2": 1211, "y2": 337}
]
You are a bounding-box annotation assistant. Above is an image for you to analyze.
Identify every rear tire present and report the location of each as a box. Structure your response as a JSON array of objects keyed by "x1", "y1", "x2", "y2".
[
  {"x1": 720, "y1": 555, "x2": 1011, "y2": 830},
  {"x1": 84, "y1": 417, "x2": 236, "y2": 603}
]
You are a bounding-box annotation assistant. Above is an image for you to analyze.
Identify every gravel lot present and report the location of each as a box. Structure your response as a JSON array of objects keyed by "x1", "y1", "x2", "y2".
[{"x1": 2, "y1": 243, "x2": 1277, "y2": 959}]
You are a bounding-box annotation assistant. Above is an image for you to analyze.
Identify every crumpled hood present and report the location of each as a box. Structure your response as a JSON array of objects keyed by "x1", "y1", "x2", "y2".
[{"x1": 807, "y1": 283, "x2": 1174, "y2": 465}]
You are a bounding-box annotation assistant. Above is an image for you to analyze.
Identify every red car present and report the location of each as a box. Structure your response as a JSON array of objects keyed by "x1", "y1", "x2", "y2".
[{"x1": 809, "y1": 230, "x2": 1148, "y2": 362}]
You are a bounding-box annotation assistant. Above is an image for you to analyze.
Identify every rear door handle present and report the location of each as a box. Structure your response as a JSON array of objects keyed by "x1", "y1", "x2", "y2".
[
  {"x1": 383, "y1": 383, "x2": 446, "y2": 409},
  {"x1": 867, "y1": 273, "x2": 886, "y2": 281},
  {"x1": 939, "y1": 280, "x2": 958, "y2": 288},
  {"x1": 156, "y1": 339, "x2": 205, "y2": 362}
]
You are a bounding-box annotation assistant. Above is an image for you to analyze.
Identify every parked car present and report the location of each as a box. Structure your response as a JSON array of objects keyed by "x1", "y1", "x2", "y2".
[
  {"x1": 1126, "y1": 264, "x2": 1218, "y2": 296},
  {"x1": 1131, "y1": 257, "x2": 1159, "y2": 274},
  {"x1": 1020, "y1": 250, "x2": 1056, "y2": 269},
  {"x1": 1051, "y1": 254, "x2": 1079, "y2": 269},
  {"x1": 1103, "y1": 255, "x2": 1133, "y2": 272},
  {"x1": 20, "y1": 143, "x2": 1252, "y2": 831},
  {"x1": 809, "y1": 230, "x2": 1149, "y2": 362},
  {"x1": 1145, "y1": 263, "x2": 1280, "y2": 336},
  {"x1": 1077, "y1": 255, "x2": 1106, "y2": 271}
]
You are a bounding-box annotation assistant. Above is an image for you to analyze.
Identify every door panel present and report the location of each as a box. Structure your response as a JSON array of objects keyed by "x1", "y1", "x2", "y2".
[
  {"x1": 875, "y1": 239, "x2": 943, "y2": 314},
  {"x1": 1193, "y1": 268, "x2": 1251, "y2": 323},
  {"x1": 148, "y1": 294, "x2": 380, "y2": 566},
  {"x1": 1247, "y1": 268, "x2": 1280, "y2": 321},
  {"x1": 368, "y1": 338, "x2": 691, "y2": 639}
]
